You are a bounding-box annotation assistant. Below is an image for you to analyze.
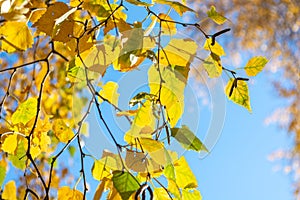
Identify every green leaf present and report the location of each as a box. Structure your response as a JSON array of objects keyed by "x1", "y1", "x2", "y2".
[
  {"x1": 112, "y1": 171, "x2": 140, "y2": 200},
  {"x1": 207, "y1": 5, "x2": 227, "y2": 25},
  {"x1": 0, "y1": 165, "x2": 6, "y2": 186},
  {"x1": 171, "y1": 125, "x2": 208, "y2": 152},
  {"x1": 68, "y1": 146, "x2": 76, "y2": 157},
  {"x1": 225, "y1": 78, "x2": 252, "y2": 112},
  {"x1": 182, "y1": 188, "x2": 202, "y2": 200},
  {"x1": 155, "y1": 0, "x2": 195, "y2": 16},
  {"x1": 244, "y1": 56, "x2": 268, "y2": 76},
  {"x1": 11, "y1": 98, "x2": 37, "y2": 125},
  {"x1": 203, "y1": 53, "x2": 222, "y2": 78}
]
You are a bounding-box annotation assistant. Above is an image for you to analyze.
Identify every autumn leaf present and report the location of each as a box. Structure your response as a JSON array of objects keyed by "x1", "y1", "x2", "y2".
[
  {"x1": 1, "y1": 134, "x2": 18, "y2": 154},
  {"x1": 159, "y1": 38, "x2": 198, "y2": 67},
  {"x1": 225, "y1": 78, "x2": 252, "y2": 112},
  {"x1": 112, "y1": 171, "x2": 140, "y2": 200},
  {"x1": 99, "y1": 81, "x2": 120, "y2": 106},
  {"x1": 11, "y1": 98, "x2": 37, "y2": 125},
  {"x1": 52, "y1": 119, "x2": 74, "y2": 143},
  {"x1": 2, "y1": 181, "x2": 17, "y2": 200},
  {"x1": 0, "y1": 21, "x2": 33, "y2": 53},
  {"x1": 148, "y1": 65, "x2": 185, "y2": 127},
  {"x1": 171, "y1": 125, "x2": 208, "y2": 152},
  {"x1": 244, "y1": 56, "x2": 268, "y2": 76},
  {"x1": 139, "y1": 138, "x2": 167, "y2": 165},
  {"x1": 57, "y1": 186, "x2": 83, "y2": 200},
  {"x1": 207, "y1": 5, "x2": 227, "y2": 25},
  {"x1": 203, "y1": 38, "x2": 225, "y2": 56},
  {"x1": 155, "y1": 0, "x2": 195, "y2": 16},
  {"x1": 153, "y1": 188, "x2": 170, "y2": 199},
  {"x1": 126, "y1": 0, "x2": 153, "y2": 6},
  {"x1": 33, "y1": 2, "x2": 74, "y2": 43},
  {"x1": 182, "y1": 188, "x2": 202, "y2": 200},
  {"x1": 174, "y1": 156, "x2": 197, "y2": 189},
  {"x1": 153, "y1": 13, "x2": 177, "y2": 35},
  {"x1": 203, "y1": 53, "x2": 223, "y2": 78}
]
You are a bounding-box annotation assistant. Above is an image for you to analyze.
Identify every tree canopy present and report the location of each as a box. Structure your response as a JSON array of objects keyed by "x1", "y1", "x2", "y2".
[{"x1": 0, "y1": 0, "x2": 268, "y2": 199}]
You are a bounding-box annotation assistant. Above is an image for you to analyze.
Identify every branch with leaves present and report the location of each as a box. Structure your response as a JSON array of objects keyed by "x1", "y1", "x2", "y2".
[{"x1": 0, "y1": 0, "x2": 268, "y2": 199}]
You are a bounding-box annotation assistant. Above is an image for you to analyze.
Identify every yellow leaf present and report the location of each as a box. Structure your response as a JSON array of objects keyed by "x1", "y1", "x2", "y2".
[
  {"x1": 155, "y1": 0, "x2": 195, "y2": 16},
  {"x1": 159, "y1": 38, "x2": 197, "y2": 67},
  {"x1": 168, "y1": 179, "x2": 181, "y2": 199},
  {"x1": 52, "y1": 119, "x2": 74, "y2": 143},
  {"x1": 92, "y1": 150, "x2": 123, "y2": 181},
  {"x1": 174, "y1": 156, "x2": 197, "y2": 189},
  {"x1": 182, "y1": 188, "x2": 202, "y2": 200},
  {"x1": 225, "y1": 78, "x2": 252, "y2": 112},
  {"x1": 0, "y1": 21, "x2": 33, "y2": 52},
  {"x1": 124, "y1": 100, "x2": 156, "y2": 144},
  {"x1": 148, "y1": 66, "x2": 185, "y2": 127},
  {"x1": 203, "y1": 38, "x2": 225, "y2": 56},
  {"x1": 207, "y1": 5, "x2": 227, "y2": 25},
  {"x1": 11, "y1": 97, "x2": 37, "y2": 125},
  {"x1": 57, "y1": 186, "x2": 83, "y2": 200},
  {"x1": 1, "y1": 134, "x2": 17, "y2": 154},
  {"x1": 2, "y1": 181, "x2": 17, "y2": 200},
  {"x1": 139, "y1": 138, "x2": 166, "y2": 165},
  {"x1": 203, "y1": 53, "x2": 222, "y2": 78},
  {"x1": 99, "y1": 81, "x2": 119, "y2": 106},
  {"x1": 155, "y1": 13, "x2": 177, "y2": 35},
  {"x1": 244, "y1": 56, "x2": 268, "y2": 76},
  {"x1": 153, "y1": 188, "x2": 170, "y2": 199}
]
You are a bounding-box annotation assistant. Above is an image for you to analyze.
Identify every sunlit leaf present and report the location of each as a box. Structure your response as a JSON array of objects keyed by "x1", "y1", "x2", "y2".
[
  {"x1": 182, "y1": 188, "x2": 202, "y2": 200},
  {"x1": 99, "y1": 81, "x2": 120, "y2": 106},
  {"x1": 225, "y1": 78, "x2": 252, "y2": 112},
  {"x1": 174, "y1": 156, "x2": 197, "y2": 189},
  {"x1": 203, "y1": 38, "x2": 225, "y2": 56},
  {"x1": 1, "y1": 134, "x2": 18, "y2": 154},
  {"x1": 126, "y1": 0, "x2": 153, "y2": 6},
  {"x1": 8, "y1": 139, "x2": 26, "y2": 170},
  {"x1": 112, "y1": 171, "x2": 140, "y2": 200},
  {"x1": 168, "y1": 179, "x2": 181, "y2": 199},
  {"x1": 159, "y1": 38, "x2": 197, "y2": 67},
  {"x1": 2, "y1": 181, "x2": 17, "y2": 200},
  {"x1": 244, "y1": 56, "x2": 268, "y2": 76},
  {"x1": 171, "y1": 125, "x2": 208, "y2": 152},
  {"x1": 92, "y1": 151, "x2": 123, "y2": 181},
  {"x1": 124, "y1": 100, "x2": 156, "y2": 144},
  {"x1": 52, "y1": 119, "x2": 74, "y2": 143},
  {"x1": 148, "y1": 65, "x2": 185, "y2": 127},
  {"x1": 154, "y1": 13, "x2": 177, "y2": 35},
  {"x1": 203, "y1": 53, "x2": 222, "y2": 78},
  {"x1": 139, "y1": 138, "x2": 166, "y2": 165},
  {"x1": 11, "y1": 97, "x2": 37, "y2": 125},
  {"x1": 0, "y1": 21, "x2": 33, "y2": 53},
  {"x1": 155, "y1": 0, "x2": 195, "y2": 16},
  {"x1": 207, "y1": 5, "x2": 227, "y2": 25},
  {"x1": 57, "y1": 186, "x2": 83, "y2": 200},
  {"x1": 93, "y1": 178, "x2": 109, "y2": 200},
  {"x1": 153, "y1": 188, "x2": 170, "y2": 199}
]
